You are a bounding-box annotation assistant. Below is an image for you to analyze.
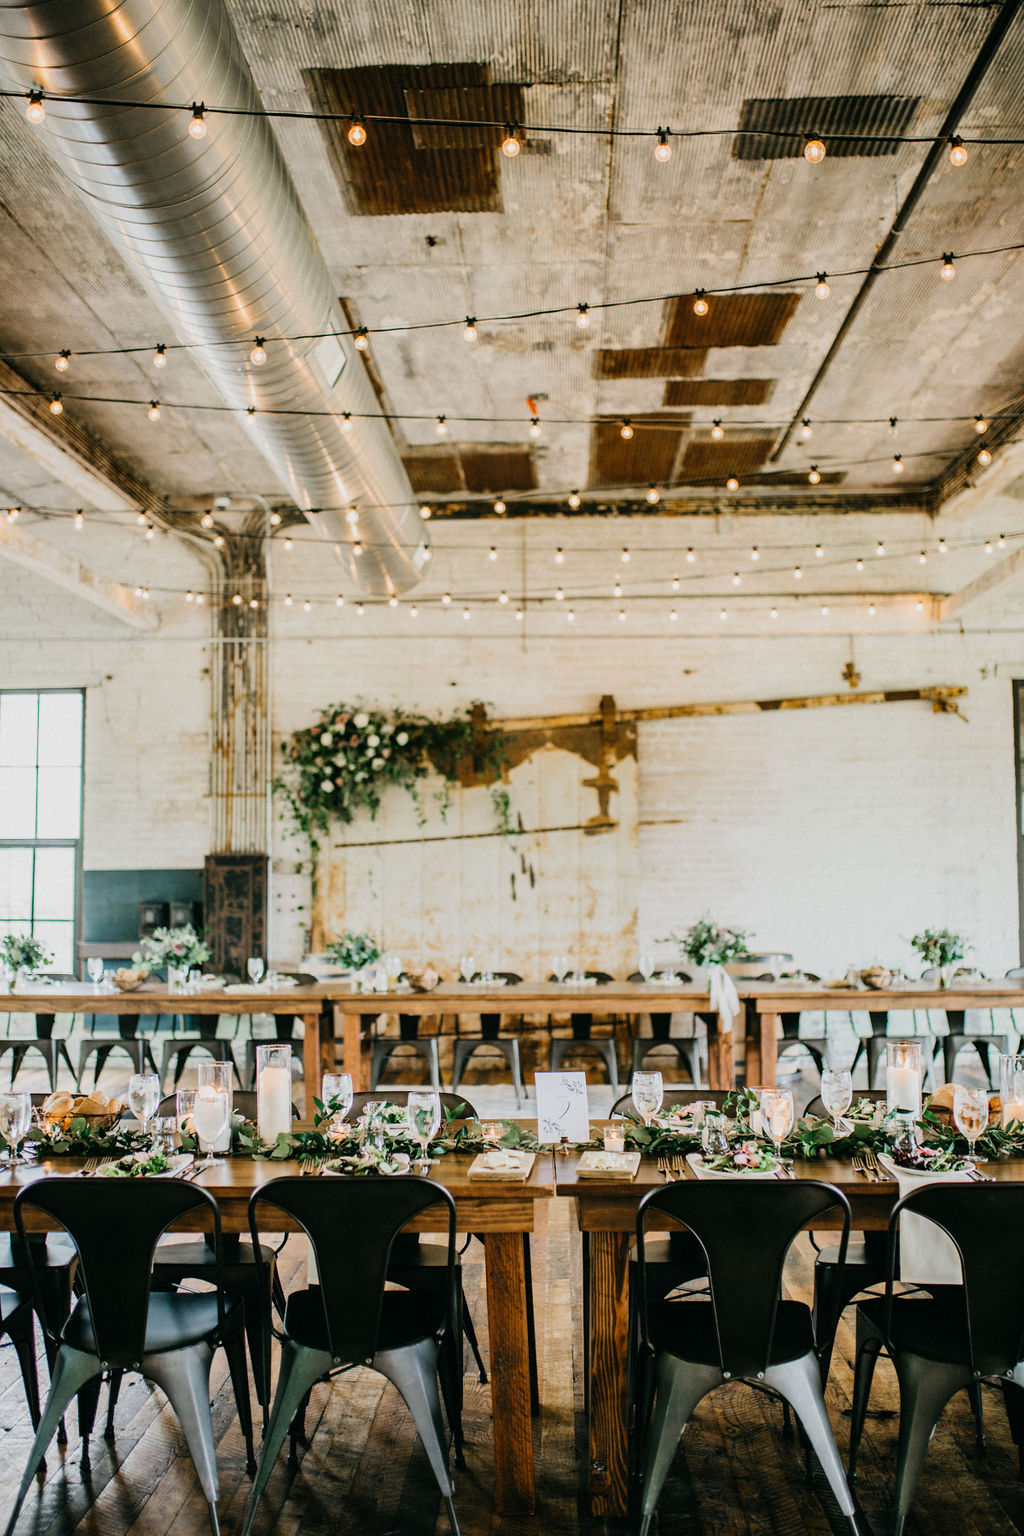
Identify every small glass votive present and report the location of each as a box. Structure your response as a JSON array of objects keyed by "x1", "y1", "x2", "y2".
[
  {"x1": 603, "y1": 1123, "x2": 626, "y2": 1154},
  {"x1": 999, "y1": 1054, "x2": 1024, "y2": 1129},
  {"x1": 480, "y1": 1120, "x2": 504, "y2": 1146}
]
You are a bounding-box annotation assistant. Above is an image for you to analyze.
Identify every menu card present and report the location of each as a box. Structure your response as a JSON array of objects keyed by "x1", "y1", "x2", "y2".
[{"x1": 534, "y1": 1070, "x2": 590, "y2": 1144}]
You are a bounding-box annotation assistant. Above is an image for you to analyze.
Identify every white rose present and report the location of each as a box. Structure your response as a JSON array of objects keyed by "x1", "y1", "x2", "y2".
[
  {"x1": 320, "y1": 732, "x2": 333, "y2": 746},
  {"x1": 396, "y1": 731, "x2": 409, "y2": 745},
  {"x1": 321, "y1": 779, "x2": 334, "y2": 792},
  {"x1": 355, "y1": 769, "x2": 366, "y2": 780},
  {"x1": 382, "y1": 723, "x2": 394, "y2": 735},
  {"x1": 367, "y1": 733, "x2": 380, "y2": 747},
  {"x1": 372, "y1": 756, "x2": 385, "y2": 769},
  {"x1": 354, "y1": 712, "x2": 369, "y2": 728}
]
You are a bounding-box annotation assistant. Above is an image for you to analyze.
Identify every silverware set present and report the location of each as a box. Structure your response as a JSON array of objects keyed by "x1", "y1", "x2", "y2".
[
  {"x1": 853, "y1": 1148, "x2": 885, "y2": 1182},
  {"x1": 299, "y1": 1157, "x2": 323, "y2": 1177},
  {"x1": 657, "y1": 1156, "x2": 687, "y2": 1181}
]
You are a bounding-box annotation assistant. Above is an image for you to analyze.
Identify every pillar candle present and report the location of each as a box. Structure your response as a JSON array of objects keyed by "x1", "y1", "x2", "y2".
[
  {"x1": 258, "y1": 1065, "x2": 292, "y2": 1143},
  {"x1": 886, "y1": 1065, "x2": 921, "y2": 1116}
]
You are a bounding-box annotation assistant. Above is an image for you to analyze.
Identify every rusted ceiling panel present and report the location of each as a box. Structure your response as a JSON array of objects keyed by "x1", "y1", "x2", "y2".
[
  {"x1": 597, "y1": 347, "x2": 709, "y2": 380},
  {"x1": 665, "y1": 292, "x2": 802, "y2": 349},
  {"x1": 679, "y1": 437, "x2": 776, "y2": 479},
  {"x1": 304, "y1": 65, "x2": 523, "y2": 216},
  {"x1": 590, "y1": 416, "x2": 689, "y2": 487},
  {"x1": 733, "y1": 94, "x2": 920, "y2": 159},
  {"x1": 461, "y1": 447, "x2": 537, "y2": 493},
  {"x1": 664, "y1": 379, "x2": 776, "y2": 407},
  {"x1": 402, "y1": 449, "x2": 464, "y2": 493}
]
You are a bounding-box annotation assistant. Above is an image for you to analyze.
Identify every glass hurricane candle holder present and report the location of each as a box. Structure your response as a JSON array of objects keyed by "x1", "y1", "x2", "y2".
[
  {"x1": 256, "y1": 1044, "x2": 292, "y2": 1143},
  {"x1": 886, "y1": 1040, "x2": 923, "y2": 1116},
  {"x1": 1000, "y1": 1054, "x2": 1024, "y2": 1130},
  {"x1": 197, "y1": 1060, "x2": 233, "y2": 1150}
]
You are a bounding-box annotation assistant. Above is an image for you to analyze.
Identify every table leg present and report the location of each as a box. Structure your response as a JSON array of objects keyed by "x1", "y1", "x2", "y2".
[
  {"x1": 747, "y1": 1007, "x2": 779, "y2": 1087},
  {"x1": 587, "y1": 1229, "x2": 631, "y2": 1516},
  {"x1": 300, "y1": 1009, "x2": 333, "y2": 1117},
  {"x1": 700, "y1": 1011, "x2": 734, "y2": 1089},
  {"x1": 483, "y1": 1231, "x2": 535, "y2": 1512},
  {"x1": 340, "y1": 1007, "x2": 367, "y2": 1089}
]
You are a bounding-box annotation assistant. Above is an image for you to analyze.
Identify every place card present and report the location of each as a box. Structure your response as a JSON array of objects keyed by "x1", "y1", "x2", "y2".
[{"x1": 534, "y1": 1070, "x2": 590, "y2": 1144}]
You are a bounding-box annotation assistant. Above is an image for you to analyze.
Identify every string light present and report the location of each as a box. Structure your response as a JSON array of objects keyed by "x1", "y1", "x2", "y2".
[
  {"x1": 889, "y1": 416, "x2": 899, "y2": 436},
  {"x1": 489, "y1": 546, "x2": 498, "y2": 561},
  {"x1": 938, "y1": 538, "x2": 948, "y2": 553},
  {"x1": 341, "y1": 412, "x2": 353, "y2": 432},
  {"x1": 868, "y1": 603, "x2": 876, "y2": 616},
  {"x1": 646, "y1": 485, "x2": 659, "y2": 504},
  {"x1": 949, "y1": 134, "x2": 968, "y2": 167},
  {"x1": 808, "y1": 465, "x2": 820, "y2": 484},
  {"x1": 419, "y1": 503, "x2": 432, "y2": 520},
  {"x1": 232, "y1": 592, "x2": 242, "y2": 606},
  {"x1": 528, "y1": 416, "x2": 542, "y2": 439},
  {"x1": 283, "y1": 594, "x2": 293, "y2": 605},
  {"x1": 284, "y1": 534, "x2": 295, "y2": 547},
  {"x1": 567, "y1": 491, "x2": 581, "y2": 509},
  {"x1": 941, "y1": 252, "x2": 956, "y2": 281},
  {"x1": 892, "y1": 453, "x2": 903, "y2": 473},
  {"x1": 249, "y1": 597, "x2": 259, "y2": 609},
  {"x1": 49, "y1": 393, "x2": 62, "y2": 415},
  {"x1": 669, "y1": 608, "x2": 678, "y2": 622},
  {"x1": 410, "y1": 605, "x2": 418, "y2": 617},
  {"x1": 303, "y1": 599, "x2": 312, "y2": 612},
  {"x1": 770, "y1": 606, "x2": 778, "y2": 620},
  {"x1": 355, "y1": 602, "x2": 364, "y2": 615},
  {"x1": 500, "y1": 121, "x2": 521, "y2": 157},
  {"x1": 435, "y1": 415, "x2": 448, "y2": 436},
  {"x1": 185, "y1": 590, "x2": 194, "y2": 602},
  {"x1": 336, "y1": 594, "x2": 344, "y2": 607},
  {"x1": 815, "y1": 543, "x2": 824, "y2": 558},
  {"x1": 554, "y1": 547, "x2": 564, "y2": 563},
  {"x1": 985, "y1": 539, "x2": 994, "y2": 554},
  {"x1": 463, "y1": 317, "x2": 477, "y2": 342},
  {"x1": 74, "y1": 509, "x2": 83, "y2": 529},
  {"x1": 999, "y1": 533, "x2": 1007, "y2": 548},
  {"x1": 213, "y1": 534, "x2": 225, "y2": 548},
  {"x1": 613, "y1": 581, "x2": 623, "y2": 597},
  {"x1": 249, "y1": 338, "x2": 267, "y2": 366},
  {"x1": 200, "y1": 512, "x2": 214, "y2": 528},
  {"x1": 799, "y1": 419, "x2": 813, "y2": 440},
  {"x1": 493, "y1": 498, "x2": 506, "y2": 514},
  {"x1": 54, "y1": 349, "x2": 70, "y2": 373},
  {"x1": 147, "y1": 400, "x2": 161, "y2": 421},
  {"x1": 188, "y1": 102, "x2": 207, "y2": 140},
  {"x1": 671, "y1": 575, "x2": 680, "y2": 590},
  {"x1": 246, "y1": 406, "x2": 256, "y2": 421},
  {"x1": 719, "y1": 607, "x2": 727, "y2": 621},
  {"x1": 975, "y1": 415, "x2": 988, "y2": 433},
  {"x1": 793, "y1": 565, "x2": 803, "y2": 580},
  {"x1": 732, "y1": 571, "x2": 741, "y2": 586},
  {"x1": 618, "y1": 609, "x2": 627, "y2": 622},
  {"x1": 856, "y1": 557, "x2": 864, "y2": 571},
  {"x1": 621, "y1": 547, "x2": 631, "y2": 563},
  {"x1": 5, "y1": 507, "x2": 17, "y2": 522},
  {"x1": 820, "y1": 604, "x2": 829, "y2": 616},
  {"x1": 388, "y1": 595, "x2": 398, "y2": 608},
  {"x1": 918, "y1": 549, "x2": 927, "y2": 564},
  {"x1": 576, "y1": 303, "x2": 590, "y2": 328},
  {"x1": 499, "y1": 590, "x2": 509, "y2": 604},
  {"x1": 152, "y1": 344, "x2": 167, "y2": 369},
  {"x1": 654, "y1": 127, "x2": 672, "y2": 162},
  {"x1": 462, "y1": 606, "x2": 471, "y2": 620},
  {"x1": 442, "y1": 592, "x2": 452, "y2": 606},
  {"x1": 136, "y1": 511, "x2": 147, "y2": 525},
  {"x1": 347, "y1": 115, "x2": 367, "y2": 146},
  {"x1": 750, "y1": 546, "x2": 759, "y2": 561},
  {"x1": 692, "y1": 290, "x2": 709, "y2": 316},
  {"x1": 978, "y1": 447, "x2": 992, "y2": 466},
  {"x1": 815, "y1": 272, "x2": 830, "y2": 298},
  {"x1": 710, "y1": 419, "x2": 724, "y2": 440},
  {"x1": 726, "y1": 477, "x2": 739, "y2": 490},
  {"x1": 353, "y1": 327, "x2": 369, "y2": 352},
  {"x1": 353, "y1": 540, "x2": 363, "y2": 555},
  {"x1": 555, "y1": 586, "x2": 564, "y2": 600},
  {"x1": 876, "y1": 540, "x2": 886, "y2": 556},
  {"x1": 804, "y1": 133, "x2": 826, "y2": 163},
  {"x1": 25, "y1": 90, "x2": 45, "y2": 124},
  {"x1": 516, "y1": 608, "x2": 523, "y2": 621},
  {"x1": 269, "y1": 511, "x2": 281, "y2": 526},
  {"x1": 620, "y1": 419, "x2": 633, "y2": 440},
  {"x1": 195, "y1": 592, "x2": 204, "y2": 604},
  {"x1": 144, "y1": 523, "x2": 155, "y2": 540},
  {"x1": 916, "y1": 600, "x2": 924, "y2": 612},
  {"x1": 686, "y1": 547, "x2": 695, "y2": 562}
]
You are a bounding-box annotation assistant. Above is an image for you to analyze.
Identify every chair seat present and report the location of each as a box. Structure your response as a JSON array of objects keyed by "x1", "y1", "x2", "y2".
[
  {"x1": 857, "y1": 1291, "x2": 972, "y2": 1367},
  {"x1": 283, "y1": 1284, "x2": 445, "y2": 1356},
  {"x1": 63, "y1": 1290, "x2": 234, "y2": 1357},
  {"x1": 152, "y1": 1236, "x2": 277, "y2": 1279},
  {"x1": 0, "y1": 1232, "x2": 77, "y2": 1273},
  {"x1": 649, "y1": 1295, "x2": 815, "y2": 1368}
]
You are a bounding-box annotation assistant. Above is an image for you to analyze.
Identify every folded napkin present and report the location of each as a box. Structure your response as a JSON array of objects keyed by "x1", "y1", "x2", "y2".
[
  {"x1": 876, "y1": 1152, "x2": 970, "y2": 1285},
  {"x1": 708, "y1": 963, "x2": 741, "y2": 1031},
  {"x1": 467, "y1": 1149, "x2": 535, "y2": 1180}
]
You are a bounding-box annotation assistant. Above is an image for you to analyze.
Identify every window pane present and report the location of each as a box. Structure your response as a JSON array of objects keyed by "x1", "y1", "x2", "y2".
[
  {"x1": 0, "y1": 766, "x2": 36, "y2": 836},
  {"x1": 36, "y1": 766, "x2": 80, "y2": 838},
  {"x1": 0, "y1": 848, "x2": 33, "y2": 920},
  {"x1": 37, "y1": 693, "x2": 83, "y2": 766},
  {"x1": 33, "y1": 846, "x2": 75, "y2": 921},
  {"x1": 32, "y1": 921, "x2": 73, "y2": 974},
  {"x1": 0, "y1": 694, "x2": 37, "y2": 767}
]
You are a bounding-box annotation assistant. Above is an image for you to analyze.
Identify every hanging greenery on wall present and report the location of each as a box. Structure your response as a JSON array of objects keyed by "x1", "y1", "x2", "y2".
[{"x1": 275, "y1": 702, "x2": 511, "y2": 876}]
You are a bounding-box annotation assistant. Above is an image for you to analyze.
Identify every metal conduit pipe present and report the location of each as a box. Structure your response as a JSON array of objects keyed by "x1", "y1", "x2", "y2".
[{"x1": 0, "y1": 0, "x2": 427, "y2": 595}]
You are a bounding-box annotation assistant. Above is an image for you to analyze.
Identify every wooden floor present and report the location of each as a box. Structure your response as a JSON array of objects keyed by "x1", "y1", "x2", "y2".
[{"x1": 3, "y1": 1199, "x2": 1024, "y2": 1536}]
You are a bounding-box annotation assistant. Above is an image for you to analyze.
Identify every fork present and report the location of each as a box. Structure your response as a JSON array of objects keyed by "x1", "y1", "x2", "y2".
[
  {"x1": 967, "y1": 1167, "x2": 995, "y2": 1182},
  {"x1": 656, "y1": 1157, "x2": 674, "y2": 1182},
  {"x1": 853, "y1": 1152, "x2": 877, "y2": 1183},
  {"x1": 862, "y1": 1148, "x2": 886, "y2": 1180}
]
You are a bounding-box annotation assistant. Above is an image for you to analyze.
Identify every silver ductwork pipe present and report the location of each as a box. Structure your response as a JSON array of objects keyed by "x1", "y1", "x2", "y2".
[{"x1": 0, "y1": 0, "x2": 427, "y2": 595}]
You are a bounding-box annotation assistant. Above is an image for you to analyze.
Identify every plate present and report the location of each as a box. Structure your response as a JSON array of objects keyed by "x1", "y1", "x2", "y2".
[
  {"x1": 686, "y1": 1151, "x2": 780, "y2": 1180},
  {"x1": 100, "y1": 1152, "x2": 194, "y2": 1179}
]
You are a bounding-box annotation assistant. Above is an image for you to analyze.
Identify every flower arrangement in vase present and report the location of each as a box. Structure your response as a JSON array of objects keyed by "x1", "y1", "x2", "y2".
[
  {"x1": 0, "y1": 933, "x2": 53, "y2": 990},
  {"x1": 326, "y1": 931, "x2": 381, "y2": 971},
  {"x1": 671, "y1": 916, "x2": 751, "y2": 971},
  {"x1": 133, "y1": 925, "x2": 211, "y2": 990},
  {"x1": 910, "y1": 928, "x2": 968, "y2": 987}
]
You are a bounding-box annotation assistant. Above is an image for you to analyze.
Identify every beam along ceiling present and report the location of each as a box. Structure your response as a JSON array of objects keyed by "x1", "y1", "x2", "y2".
[{"x1": 0, "y1": 0, "x2": 1021, "y2": 522}]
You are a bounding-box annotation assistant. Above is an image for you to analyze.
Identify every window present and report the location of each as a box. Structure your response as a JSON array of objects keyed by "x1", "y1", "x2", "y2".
[{"x1": 0, "y1": 690, "x2": 83, "y2": 972}]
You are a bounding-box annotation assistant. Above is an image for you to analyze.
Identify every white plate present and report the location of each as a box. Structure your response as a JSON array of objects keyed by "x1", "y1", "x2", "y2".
[
  {"x1": 686, "y1": 1151, "x2": 780, "y2": 1180},
  {"x1": 101, "y1": 1152, "x2": 194, "y2": 1179}
]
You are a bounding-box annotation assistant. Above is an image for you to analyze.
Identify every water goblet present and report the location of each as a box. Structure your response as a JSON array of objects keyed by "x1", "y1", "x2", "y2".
[
  {"x1": 128, "y1": 1072, "x2": 161, "y2": 1144},
  {"x1": 322, "y1": 1071, "x2": 353, "y2": 1136},
  {"x1": 459, "y1": 956, "x2": 476, "y2": 983},
  {"x1": 953, "y1": 1084, "x2": 989, "y2": 1164},
  {"x1": 552, "y1": 955, "x2": 570, "y2": 984},
  {"x1": 86, "y1": 956, "x2": 104, "y2": 989},
  {"x1": 632, "y1": 1071, "x2": 664, "y2": 1128},
  {"x1": 637, "y1": 952, "x2": 655, "y2": 984},
  {"x1": 193, "y1": 1084, "x2": 231, "y2": 1166},
  {"x1": 820, "y1": 1067, "x2": 853, "y2": 1135},
  {"x1": 247, "y1": 957, "x2": 265, "y2": 986},
  {"x1": 407, "y1": 1090, "x2": 441, "y2": 1172},
  {"x1": 758, "y1": 1087, "x2": 795, "y2": 1159},
  {"x1": 0, "y1": 1092, "x2": 32, "y2": 1165}
]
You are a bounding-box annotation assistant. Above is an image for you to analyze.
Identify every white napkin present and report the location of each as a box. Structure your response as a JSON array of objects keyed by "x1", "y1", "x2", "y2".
[
  {"x1": 708, "y1": 963, "x2": 740, "y2": 1031},
  {"x1": 876, "y1": 1153, "x2": 970, "y2": 1285}
]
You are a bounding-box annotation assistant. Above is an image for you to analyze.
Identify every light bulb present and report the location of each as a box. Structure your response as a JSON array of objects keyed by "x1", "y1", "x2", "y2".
[
  {"x1": 499, "y1": 590, "x2": 508, "y2": 604},
  {"x1": 576, "y1": 303, "x2": 590, "y2": 328},
  {"x1": 985, "y1": 540, "x2": 993, "y2": 554},
  {"x1": 341, "y1": 412, "x2": 353, "y2": 432},
  {"x1": 710, "y1": 419, "x2": 724, "y2": 440},
  {"x1": 856, "y1": 557, "x2": 864, "y2": 571},
  {"x1": 347, "y1": 116, "x2": 366, "y2": 147},
  {"x1": 613, "y1": 581, "x2": 622, "y2": 597},
  {"x1": 794, "y1": 565, "x2": 803, "y2": 580},
  {"x1": 669, "y1": 608, "x2": 678, "y2": 622},
  {"x1": 621, "y1": 547, "x2": 630, "y2": 563},
  {"x1": 418, "y1": 504, "x2": 432, "y2": 520},
  {"x1": 249, "y1": 338, "x2": 267, "y2": 366},
  {"x1": 435, "y1": 415, "x2": 448, "y2": 436},
  {"x1": 285, "y1": 532, "x2": 295, "y2": 546},
  {"x1": 692, "y1": 290, "x2": 709, "y2": 317},
  {"x1": 148, "y1": 400, "x2": 161, "y2": 421},
  {"x1": 567, "y1": 490, "x2": 581, "y2": 509},
  {"x1": 815, "y1": 272, "x2": 830, "y2": 299},
  {"x1": 388, "y1": 595, "x2": 398, "y2": 608},
  {"x1": 269, "y1": 511, "x2": 281, "y2": 526},
  {"x1": 410, "y1": 605, "x2": 418, "y2": 617},
  {"x1": 49, "y1": 393, "x2": 62, "y2": 415},
  {"x1": 137, "y1": 511, "x2": 147, "y2": 525},
  {"x1": 353, "y1": 327, "x2": 369, "y2": 352},
  {"x1": 246, "y1": 406, "x2": 256, "y2": 422},
  {"x1": 528, "y1": 416, "x2": 541, "y2": 439},
  {"x1": 620, "y1": 419, "x2": 633, "y2": 440},
  {"x1": 25, "y1": 90, "x2": 44, "y2": 124},
  {"x1": 941, "y1": 252, "x2": 956, "y2": 281},
  {"x1": 201, "y1": 512, "x2": 214, "y2": 528},
  {"x1": 355, "y1": 603, "x2": 364, "y2": 616},
  {"x1": 145, "y1": 523, "x2": 155, "y2": 540},
  {"x1": 303, "y1": 599, "x2": 312, "y2": 612},
  {"x1": 975, "y1": 415, "x2": 988, "y2": 433},
  {"x1": 336, "y1": 594, "x2": 344, "y2": 607},
  {"x1": 185, "y1": 590, "x2": 194, "y2": 603},
  {"x1": 214, "y1": 534, "x2": 225, "y2": 548},
  {"x1": 500, "y1": 122, "x2": 520, "y2": 157},
  {"x1": 555, "y1": 586, "x2": 564, "y2": 601},
  {"x1": 567, "y1": 608, "x2": 576, "y2": 622},
  {"x1": 918, "y1": 549, "x2": 927, "y2": 564},
  {"x1": 646, "y1": 485, "x2": 659, "y2": 504},
  {"x1": 876, "y1": 541, "x2": 885, "y2": 556},
  {"x1": 54, "y1": 349, "x2": 70, "y2": 373},
  {"x1": 948, "y1": 135, "x2": 968, "y2": 167},
  {"x1": 462, "y1": 606, "x2": 471, "y2": 620},
  {"x1": 493, "y1": 499, "x2": 506, "y2": 514},
  {"x1": 196, "y1": 592, "x2": 205, "y2": 604},
  {"x1": 815, "y1": 544, "x2": 824, "y2": 558},
  {"x1": 442, "y1": 592, "x2": 452, "y2": 606},
  {"x1": 719, "y1": 608, "x2": 727, "y2": 621},
  {"x1": 999, "y1": 534, "x2": 1006, "y2": 547},
  {"x1": 515, "y1": 608, "x2": 523, "y2": 621},
  {"x1": 188, "y1": 103, "x2": 207, "y2": 139},
  {"x1": 250, "y1": 597, "x2": 259, "y2": 609},
  {"x1": 686, "y1": 547, "x2": 695, "y2": 562},
  {"x1": 804, "y1": 134, "x2": 826, "y2": 163},
  {"x1": 868, "y1": 603, "x2": 876, "y2": 616},
  {"x1": 74, "y1": 509, "x2": 83, "y2": 529},
  {"x1": 938, "y1": 538, "x2": 948, "y2": 553},
  {"x1": 671, "y1": 575, "x2": 680, "y2": 590},
  {"x1": 618, "y1": 609, "x2": 626, "y2": 622},
  {"x1": 799, "y1": 418, "x2": 813, "y2": 440},
  {"x1": 153, "y1": 344, "x2": 167, "y2": 369},
  {"x1": 892, "y1": 454, "x2": 903, "y2": 473},
  {"x1": 232, "y1": 593, "x2": 242, "y2": 606},
  {"x1": 978, "y1": 447, "x2": 992, "y2": 466},
  {"x1": 750, "y1": 546, "x2": 759, "y2": 561},
  {"x1": 820, "y1": 604, "x2": 829, "y2": 616},
  {"x1": 808, "y1": 465, "x2": 821, "y2": 484},
  {"x1": 726, "y1": 477, "x2": 739, "y2": 490},
  {"x1": 554, "y1": 547, "x2": 564, "y2": 563},
  {"x1": 916, "y1": 601, "x2": 924, "y2": 613},
  {"x1": 732, "y1": 571, "x2": 741, "y2": 586},
  {"x1": 770, "y1": 606, "x2": 778, "y2": 620},
  {"x1": 353, "y1": 541, "x2": 362, "y2": 555},
  {"x1": 654, "y1": 127, "x2": 672, "y2": 163},
  {"x1": 489, "y1": 546, "x2": 498, "y2": 561},
  {"x1": 463, "y1": 317, "x2": 477, "y2": 342}
]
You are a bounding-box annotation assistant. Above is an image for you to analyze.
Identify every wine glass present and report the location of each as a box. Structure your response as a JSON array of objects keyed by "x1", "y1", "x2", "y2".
[
  {"x1": 632, "y1": 1071, "x2": 664, "y2": 1127},
  {"x1": 758, "y1": 1087, "x2": 795, "y2": 1158},
  {"x1": 407, "y1": 1090, "x2": 441, "y2": 1172},
  {"x1": 247, "y1": 957, "x2": 265, "y2": 986},
  {"x1": 953, "y1": 1084, "x2": 989, "y2": 1164},
  {"x1": 459, "y1": 955, "x2": 476, "y2": 983},
  {"x1": 637, "y1": 951, "x2": 655, "y2": 984},
  {"x1": 128, "y1": 1072, "x2": 161, "y2": 1143},
  {"x1": 322, "y1": 1071, "x2": 353, "y2": 1133},
  {"x1": 0, "y1": 1092, "x2": 32, "y2": 1165},
  {"x1": 552, "y1": 954, "x2": 570, "y2": 984},
  {"x1": 193, "y1": 1085, "x2": 231, "y2": 1166},
  {"x1": 86, "y1": 956, "x2": 104, "y2": 989},
  {"x1": 821, "y1": 1067, "x2": 853, "y2": 1135}
]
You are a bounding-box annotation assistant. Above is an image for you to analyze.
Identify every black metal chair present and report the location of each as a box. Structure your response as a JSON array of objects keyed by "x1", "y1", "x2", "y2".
[
  {"x1": 0, "y1": 972, "x2": 78, "y2": 1089},
  {"x1": 6, "y1": 1177, "x2": 255, "y2": 1536},
  {"x1": 748, "y1": 972, "x2": 829, "y2": 1079},
  {"x1": 849, "y1": 1184, "x2": 1024, "y2": 1535},
  {"x1": 632, "y1": 1179, "x2": 860, "y2": 1535},
  {"x1": 370, "y1": 988, "x2": 443, "y2": 1094},
  {"x1": 451, "y1": 972, "x2": 525, "y2": 1107},
  {"x1": 76, "y1": 1000, "x2": 163, "y2": 1087},
  {"x1": 626, "y1": 971, "x2": 703, "y2": 1087},
  {"x1": 919, "y1": 967, "x2": 1011, "y2": 1087},
  {"x1": 240, "y1": 1175, "x2": 462, "y2": 1536},
  {"x1": 242, "y1": 974, "x2": 318, "y2": 1090},
  {"x1": 0, "y1": 1283, "x2": 41, "y2": 1431},
  {"x1": 548, "y1": 971, "x2": 619, "y2": 1093}
]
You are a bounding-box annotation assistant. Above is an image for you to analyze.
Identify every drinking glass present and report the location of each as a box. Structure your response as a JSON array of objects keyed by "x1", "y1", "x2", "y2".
[
  {"x1": 247, "y1": 957, "x2": 265, "y2": 985},
  {"x1": 820, "y1": 1067, "x2": 853, "y2": 1134},
  {"x1": 637, "y1": 951, "x2": 655, "y2": 984},
  {"x1": 384, "y1": 953, "x2": 402, "y2": 986},
  {"x1": 459, "y1": 956, "x2": 476, "y2": 983},
  {"x1": 1000, "y1": 1054, "x2": 1024, "y2": 1129},
  {"x1": 407, "y1": 1090, "x2": 441, "y2": 1172},
  {"x1": 953, "y1": 1084, "x2": 989, "y2": 1164},
  {"x1": 632, "y1": 1071, "x2": 664, "y2": 1127},
  {"x1": 193, "y1": 1085, "x2": 231, "y2": 1165},
  {"x1": 0, "y1": 1092, "x2": 31, "y2": 1164},
  {"x1": 86, "y1": 957, "x2": 104, "y2": 989},
  {"x1": 552, "y1": 955, "x2": 570, "y2": 983},
  {"x1": 701, "y1": 1111, "x2": 730, "y2": 1159},
  {"x1": 322, "y1": 1071, "x2": 353, "y2": 1132},
  {"x1": 128, "y1": 1072, "x2": 160, "y2": 1141},
  {"x1": 758, "y1": 1087, "x2": 795, "y2": 1157},
  {"x1": 175, "y1": 1087, "x2": 196, "y2": 1138},
  {"x1": 197, "y1": 1060, "x2": 233, "y2": 1150}
]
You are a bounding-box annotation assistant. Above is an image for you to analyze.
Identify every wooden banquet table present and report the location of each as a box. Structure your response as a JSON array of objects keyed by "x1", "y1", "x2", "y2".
[
  {"x1": 744, "y1": 978, "x2": 1024, "y2": 1088},
  {"x1": 555, "y1": 1143, "x2": 1024, "y2": 1518},
  {"x1": 0, "y1": 1145, "x2": 552, "y2": 1514}
]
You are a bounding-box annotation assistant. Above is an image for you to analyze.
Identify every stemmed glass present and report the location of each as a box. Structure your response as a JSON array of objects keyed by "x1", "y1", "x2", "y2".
[
  {"x1": 953, "y1": 1084, "x2": 989, "y2": 1165},
  {"x1": 86, "y1": 957, "x2": 104, "y2": 990},
  {"x1": 407, "y1": 1090, "x2": 441, "y2": 1173},
  {"x1": 759, "y1": 1087, "x2": 795, "y2": 1159},
  {"x1": 322, "y1": 1071, "x2": 353, "y2": 1135},
  {"x1": 0, "y1": 1092, "x2": 32, "y2": 1165},
  {"x1": 247, "y1": 956, "x2": 265, "y2": 986},
  {"x1": 552, "y1": 955, "x2": 571, "y2": 983},
  {"x1": 193, "y1": 1085, "x2": 231, "y2": 1166},
  {"x1": 820, "y1": 1067, "x2": 853, "y2": 1135},
  {"x1": 637, "y1": 952, "x2": 655, "y2": 984},
  {"x1": 128, "y1": 1072, "x2": 161, "y2": 1144},
  {"x1": 632, "y1": 1071, "x2": 664, "y2": 1127},
  {"x1": 459, "y1": 956, "x2": 476, "y2": 983}
]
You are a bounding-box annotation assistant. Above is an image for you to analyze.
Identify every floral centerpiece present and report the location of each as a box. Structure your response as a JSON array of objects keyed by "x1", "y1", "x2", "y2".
[
  {"x1": 910, "y1": 927, "x2": 968, "y2": 986},
  {"x1": 671, "y1": 916, "x2": 750, "y2": 969},
  {"x1": 133, "y1": 925, "x2": 211, "y2": 984},
  {"x1": 326, "y1": 931, "x2": 380, "y2": 970},
  {"x1": 0, "y1": 933, "x2": 53, "y2": 986}
]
